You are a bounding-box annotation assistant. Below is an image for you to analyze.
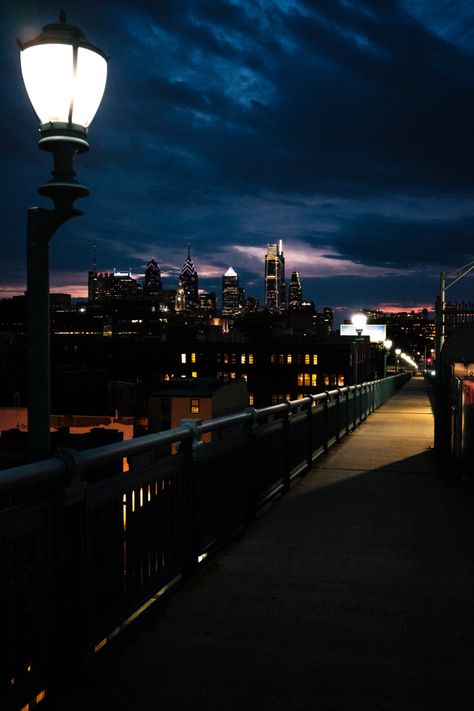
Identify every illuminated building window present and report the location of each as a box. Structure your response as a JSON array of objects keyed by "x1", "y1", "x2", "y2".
[
  {"x1": 304, "y1": 373, "x2": 311, "y2": 387},
  {"x1": 338, "y1": 375, "x2": 345, "y2": 386},
  {"x1": 311, "y1": 373, "x2": 317, "y2": 387},
  {"x1": 181, "y1": 353, "x2": 186, "y2": 364},
  {"x1": 323, "y1": 374, "x2": 330, "y2": 386},
  {"x1": 287, "y1": 354, "x2": 292, "y2": 364},
  {"x1": 248, "y1": 353, "x2": 254, "y2": 364},
  {"x1": 305, "y1": 354, "x2": 310, "y2": 365},
  {"x1": 230, "y1": 372, "x2": 236, "y2": 379},
  {"x1": 217, "y1": 371, "x2": 222, "y2": 378},
  {"x1": 297, "y1": 393, "x2": 304, "y2": 400},
  {"x1": 164, "y1": 373, "x2": 170, "y2": 381},
  {"x1": 191, "y1": 371, "x2": 198, "y2": 378},
  {"x1": 279, "y1": 353, "x2": 285, "y2": 365},
  {"x1": 231, "y1": 353, "x2": 237, "y2": 364},
  {"x1": 191, "y1": 352, "x2": 196, "y2": 363},
  {"x1": 241, "y1": 354, "x2": 246, "y2": 364},
  {"x1": 223, "y1": 353, "x2": 229, "y2": 364},
  {"x1": 271, "y1": 353, "x2": 276, "y2": 364},
  {"x1": 313, "y1": 354, "x2": 318, "y2": 365},
  {"x1": 249, "y1": 394, "x2": 254, "y2": 406},
  {"x1": 331, "y1": 374, "x2": 337, "y2": 386},
  {"x1": 190, "y1": 399, "x2": 200, "y2": 414},
  {"x1": 242, "y1": 373, "x2": 248, "y2": 382},
  {"x1": 297, "y1": 373, "x2": 304, "y2": 387}
]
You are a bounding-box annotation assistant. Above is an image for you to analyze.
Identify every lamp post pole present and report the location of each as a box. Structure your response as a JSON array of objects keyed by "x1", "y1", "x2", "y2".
[
  {"x1": 436, "y1": 261, "x2": 474, "y2": 358},
  {"x1": 19, "y1": 14, "x2": 107, "y2": 460}
]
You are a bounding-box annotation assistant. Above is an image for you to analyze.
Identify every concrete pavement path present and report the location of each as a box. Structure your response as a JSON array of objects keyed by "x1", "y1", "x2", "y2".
[{"x1": 52, "y1": 377, "x2": 474, "y2": 710}]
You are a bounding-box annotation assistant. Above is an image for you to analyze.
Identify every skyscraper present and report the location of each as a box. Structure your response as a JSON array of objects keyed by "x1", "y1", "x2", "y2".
[
  {"x1": 288, "y1": 271, "x2": 303, "y2": 309},
  {"x1": 179, "y1": 244, "x2": 198, "y2": 309},
  {"x1": 222, "y1": 267, "x2": 240, "y2": 316},
  {"x1": 264, "y1": 241, "x2": 286, "y2": 312},
  {"x1": 144, "y1": 259, "x2": 163, "y2": 296}
]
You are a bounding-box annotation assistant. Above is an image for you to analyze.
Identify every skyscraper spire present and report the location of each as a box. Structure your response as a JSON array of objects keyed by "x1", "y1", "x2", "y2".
[{"x1": 180, "y1": 245, "x2": 198, "y2": 308}]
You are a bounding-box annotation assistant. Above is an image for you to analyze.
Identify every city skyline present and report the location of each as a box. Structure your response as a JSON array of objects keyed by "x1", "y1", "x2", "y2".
[{"x1": 1, "y1": 1, "x2": 474, "y2": 313}]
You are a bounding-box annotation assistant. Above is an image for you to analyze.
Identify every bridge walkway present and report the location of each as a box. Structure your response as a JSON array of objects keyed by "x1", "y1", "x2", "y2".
[{"x1": 52, "y1": 377, "x2": 474, "y2": 710}]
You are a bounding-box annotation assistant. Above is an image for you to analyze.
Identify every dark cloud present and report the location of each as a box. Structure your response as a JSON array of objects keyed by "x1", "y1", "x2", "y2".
[{"x1": 1, "y1": 0, "x2": 474, "y2": 309}]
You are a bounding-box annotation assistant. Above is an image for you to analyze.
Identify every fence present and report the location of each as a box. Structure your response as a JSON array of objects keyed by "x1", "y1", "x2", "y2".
[{"x1": 0, "y1": 374, "x2": 409, "y2": 709}]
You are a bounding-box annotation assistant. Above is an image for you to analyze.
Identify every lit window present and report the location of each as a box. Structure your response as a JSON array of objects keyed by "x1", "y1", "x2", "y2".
[
  {"x1": 242, "y1": 373, "x2": 248, "y2": 382},
  {"x1": 297, "y1": 393, "x2": 304, "y2": 400},
  {"x1": 305, "y1": 354, "x2": 310, "y2": 365},
  {"x1": 271, "y1": 353, "x2": 276, "y2": 364},
  {"x1": 190, "y1": 399, "x2": 200, "y2": 414},
  {"x1": 287, "y1": 354, "x2": 292, "y2": 364},
  {"x1": 223, "y1": 353, "x2": 229, "y2": 364},
  {"x1": 311, "y1": 373, "x2": 317, "y2": 387},
  {"x1": 249, "y1": 394, "x2": 254, "y2": 406},
  {"x1": 313, "y1": 354, "x2": 318, "y2": 365},
  {"x1": 181, "y1": 353, "x2": 186, "y2": 364},
  {"x1": 191, "y1": 352, "x2": 196, "y2": 363},
  {"x1": 248, "y1": 353, "x2": 254, "y2": 364},
  {"x1": 331, "y1": 374, "x2": 337, "y2": 386},
  {"x1": 323, "y1": 374, "x2": 329, "y2": 386},
  {"x1": 304, "y1": 373, "x2": 311, "y2": 387},
  {"x1": 231, "y1": 353, "x2": 237, "y2": 364},
  {"x1": 230, "y1": 372, "x2": 236, "y2": 379},
  {"x1": 297, "y1": 373, "x2": 304, "y2": 387},
  {"x1": 279, "y1": 353, "x2": 285, "y2": 365},
  {"x1": 191, "y1": 371, "x2": 198, "y2": 378},
  {"x1": 338, "y1": 375, "x2": 345, "y2": 386},
  {"x1": 241, "y1": 354, "x2": 246, "y2": 364}
]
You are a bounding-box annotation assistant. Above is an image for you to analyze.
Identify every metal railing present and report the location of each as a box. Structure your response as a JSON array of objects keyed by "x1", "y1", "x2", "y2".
[{"x1": 0, "y1": 374, "x2": 409, "y2": 709}]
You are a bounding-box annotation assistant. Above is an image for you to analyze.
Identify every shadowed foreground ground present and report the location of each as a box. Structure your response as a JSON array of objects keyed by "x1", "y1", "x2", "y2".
[{"x1": 51, "y1": 377, "x2": 474, "y2": 710}]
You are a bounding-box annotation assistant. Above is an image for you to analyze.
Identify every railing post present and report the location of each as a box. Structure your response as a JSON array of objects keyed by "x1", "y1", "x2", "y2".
[
  {"x1": 282, "y1": 401, "x2": 292, "y2": 492},
  {"x1": 244, "y1": 407, "x2": 258, "y2": 523},
  {"x1": 323, "y1": 393, "x2": 329, "y2": 452},
  {"x1": 179, "y1": 419, "x2": 203, "y2": 577},
  {"x1": 306, "y1": 397, "x2": 314, "y2": 467},
  {"x1": 335, "y1": 389, "x2": 341, "y2": 441}
]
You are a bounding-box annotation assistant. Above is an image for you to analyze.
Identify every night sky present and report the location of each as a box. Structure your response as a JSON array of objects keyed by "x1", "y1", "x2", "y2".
[{"x1": 2, "y1": 0, "x2": 474, "y2": 317}]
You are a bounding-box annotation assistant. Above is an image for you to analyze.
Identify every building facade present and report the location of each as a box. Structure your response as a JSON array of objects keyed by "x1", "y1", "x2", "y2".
[
  {"x1": 264, "y1": 241, "x2": 286, "y2": 312},
  {"x1": 222, "y1": 267, "x2": 240, "y2": 316}
]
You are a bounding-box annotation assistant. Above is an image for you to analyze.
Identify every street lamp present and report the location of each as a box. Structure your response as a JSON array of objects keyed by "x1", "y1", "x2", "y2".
[
  {"x1": 395, "y1": 347, "x2": 401, "y2": 373},
  {"x1": 383, "y1": 339, "x2": 392, "y2": 378},
  {"x1": 351, "y1": 312, "x2": 367, "y2": 337},
  {"x1": 436, "y1": 261, "x2": 474, "y2": 357},
  {"x1": 19, "y1": 13, "x2": 107, "y2": 459},
  {"x1": 350, "y1": 313, "x2": 367, "y2": 384}
]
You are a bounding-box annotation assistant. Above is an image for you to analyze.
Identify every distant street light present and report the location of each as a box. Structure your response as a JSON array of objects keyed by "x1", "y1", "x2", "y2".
[
  {"x1": 350, "y1": 313, "x2": 368, "y2": 384},
  {"x1": 19, "y1": 13, "x2": 107, "y2": 459},
  {"x1": 395, "y1": 347, "x2": 401, "y2": 373},
  {"x1": 383, "y1": 339, "x2": 392, "y2": 378}
]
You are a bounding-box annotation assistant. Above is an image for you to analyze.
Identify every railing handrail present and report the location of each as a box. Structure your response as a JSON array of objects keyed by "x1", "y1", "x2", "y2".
[{"x1": 0, "y1": 374, "x2": 403, "y2": 494}]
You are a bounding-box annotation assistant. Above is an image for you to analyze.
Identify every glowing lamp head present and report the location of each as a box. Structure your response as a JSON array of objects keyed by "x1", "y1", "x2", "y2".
[
  {"x1": 383, "y1": 339, "x2": 393, "y2": 351},
  {"x1": 19, "y1": 13, "x2": 107, "y2": 136},
  {"x1": 351, "y1": 312, "x2": 367, "y2": 335}
]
